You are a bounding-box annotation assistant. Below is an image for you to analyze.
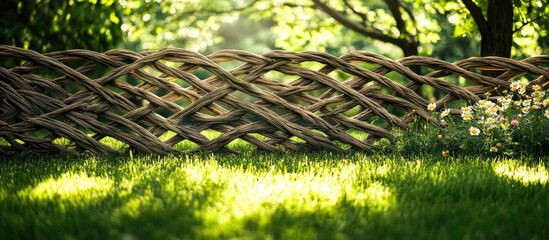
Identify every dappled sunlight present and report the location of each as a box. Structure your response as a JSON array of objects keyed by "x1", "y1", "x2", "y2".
[
  {"x1": 19, "y1": 172, "x2": 114, "y2": 203},
  {"x1": 112, "y1": 160, "x2": 224, "y2": 220},
  {"x1": 356, "y1": 161, "x2": 396, "y2": 179},
  {"x1": 115, "y1": 195, "x2": 165, "y2": 219},
  {"x1": 4, "y1": 153, "x2": 549, "y2": 239},
  {"x1": 111, "y1": 180, "x2": 154, "y2": 219},
  {"x1": 224, "y1": 173, "x2": 342, "y2": 214},
  {"x1": 355, "y1": 182, "x2": 395, "y2": 212},
  {"x1": 493, "y1": 161, "x2": 548, "y2": 186},
  {"x1": 187, "y1": 161, "x2": 397, "y2": 234}
]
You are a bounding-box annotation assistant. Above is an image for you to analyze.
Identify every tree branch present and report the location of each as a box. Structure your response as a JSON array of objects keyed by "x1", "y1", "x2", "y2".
[
  {"x1": 311, "y1": 0, "x2": 407, "y2": 48},
  {"x1": 460, "y1": 0, "x2": 489, "y2": 37},
  {"x1": 400, "y1": 0, "x2": 416, "y2": 26},
  {"x1": 383, "y1": 0, "x2": 407, "y2": 35},
  {"x1": 513, "y1": 15, "x2": 542, "y2": 33},
  {"x1": 513, "y1": 4, "x2": 544, "y2": 34},
  {"x1": 281, "y1": 3, "x2": 315, "y2": 9},
  {"x1": 342, "y1": 0, "x2": 367, "y2": 24},
  {"x1": 169, "y1": 0, "x2": 260, "y2": 21}
]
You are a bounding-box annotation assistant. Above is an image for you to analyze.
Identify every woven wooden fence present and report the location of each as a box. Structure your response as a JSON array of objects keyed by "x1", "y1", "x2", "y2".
[{"x1": 1, "y1": 45, "x2": 548, "y2": 155}]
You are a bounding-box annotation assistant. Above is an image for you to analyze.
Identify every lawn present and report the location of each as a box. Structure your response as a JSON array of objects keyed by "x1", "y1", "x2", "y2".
[{"x1": 1, "y1": 149, "x2": 548, "y2": 240}]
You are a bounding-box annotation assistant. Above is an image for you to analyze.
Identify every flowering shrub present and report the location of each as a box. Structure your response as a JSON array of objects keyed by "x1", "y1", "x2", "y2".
[
  {"x1": 377, "y1": 80, "x2": 549, "y2": 158},
  {"x1": 431, "y1": 80, "x2": 549, "y2": 157}
]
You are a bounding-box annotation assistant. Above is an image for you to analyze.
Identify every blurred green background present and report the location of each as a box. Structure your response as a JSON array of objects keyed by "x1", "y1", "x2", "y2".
[{"x1": 2, "y1": 0, "x2": 548, "y2": 59}]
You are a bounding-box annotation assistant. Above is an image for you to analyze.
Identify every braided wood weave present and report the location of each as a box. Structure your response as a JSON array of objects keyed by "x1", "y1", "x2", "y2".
[{"x1": 1, "y1": 45, "x2": 548, "y2": 155}]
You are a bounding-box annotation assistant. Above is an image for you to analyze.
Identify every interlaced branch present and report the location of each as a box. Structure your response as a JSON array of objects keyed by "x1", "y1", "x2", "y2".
[{"x1": 0, "y1": 45, "x2": 547, "y2": 155}]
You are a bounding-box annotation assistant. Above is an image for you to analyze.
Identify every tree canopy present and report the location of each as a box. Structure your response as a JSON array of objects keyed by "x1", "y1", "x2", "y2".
[
  {"x1": 0, "y1": 0, "x2": 123, "y2": 52},
  {"x1": 119, "y1": 0, "x2": 548, "y2": 59},
  {"x1": 1, "y1": 0, "x2": 547, "y2": 60}
]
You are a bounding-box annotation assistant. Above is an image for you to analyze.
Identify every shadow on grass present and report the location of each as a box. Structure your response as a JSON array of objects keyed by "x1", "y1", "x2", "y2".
[
  {"x1": 230, "y1": 157, "x2": 549, "y2": 240},
  {"x1": 1, "y1": 153, "x2": 548, "y2": 239},
  {"x1": 0, "y1": 155, "x2": 227, "y2": 239}
]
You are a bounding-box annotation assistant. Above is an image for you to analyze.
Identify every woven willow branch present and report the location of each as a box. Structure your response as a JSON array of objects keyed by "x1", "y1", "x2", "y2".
[{"x1": 0, "y1": 45, "x2": 548, "y2": 155}]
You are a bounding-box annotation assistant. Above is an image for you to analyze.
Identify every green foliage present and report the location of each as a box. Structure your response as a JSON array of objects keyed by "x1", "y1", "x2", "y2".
[
  {"x1": 512, "y1": 0, "x2": 549, "y2": 56},
  {"x1": 2, "y1": 0, "x2": 547, "y2": 59},
  {"x1": 117, "y1": 0, "x2": 547, "y2": 59},
  {"x1": 0, "y1": 0, "x2": 123, "y2": 52},
  {"x1": 385, "y1": 81, "x2": 549, "y2": 158},
  {"x1": 434, "y1": 0, "x2": 483, "y2": 39},
  {"x1": 430, "y1": 12, "x2": 480, "y2": 61},
  {"x1": 119, "y1": 0, "x2": 246, "y2": 51}
]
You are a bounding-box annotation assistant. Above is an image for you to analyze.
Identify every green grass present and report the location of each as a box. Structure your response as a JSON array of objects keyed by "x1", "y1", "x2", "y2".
[{"x1": 1, "y1": 150, "x2": 548, "y2": 240}]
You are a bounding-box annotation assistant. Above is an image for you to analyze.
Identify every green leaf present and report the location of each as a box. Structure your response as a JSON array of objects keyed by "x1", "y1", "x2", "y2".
[{"x1": 109, "y1": 12, "x2": 119, "y2": 24}]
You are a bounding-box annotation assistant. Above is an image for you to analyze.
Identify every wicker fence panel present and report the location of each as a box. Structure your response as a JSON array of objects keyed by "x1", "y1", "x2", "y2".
[{"x1": 0, "y1": 45, "x2": 548, "y2": 155}]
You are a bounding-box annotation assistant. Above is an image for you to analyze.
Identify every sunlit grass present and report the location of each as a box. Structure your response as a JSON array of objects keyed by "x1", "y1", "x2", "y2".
[
  {"x1": 1, "y1": 152, "x2": 549, "y2": 239},
  {"x1": 493, "y1": 161, "x2": 548, "y2": 186},
  {"x1": 21, "y1": 172, "x2": 113, "y2": 202}
]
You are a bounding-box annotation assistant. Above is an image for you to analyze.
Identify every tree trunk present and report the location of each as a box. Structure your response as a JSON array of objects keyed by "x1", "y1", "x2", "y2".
[
  {"x1": 401, "y1": 41, "x2": 421, "y2": 73},
  {"x1": 402, "y1": 41, "x2": 419, "y2": 57},
  {"x1": 481, "y1": 0, "x2": 513, "y2": 57}
]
